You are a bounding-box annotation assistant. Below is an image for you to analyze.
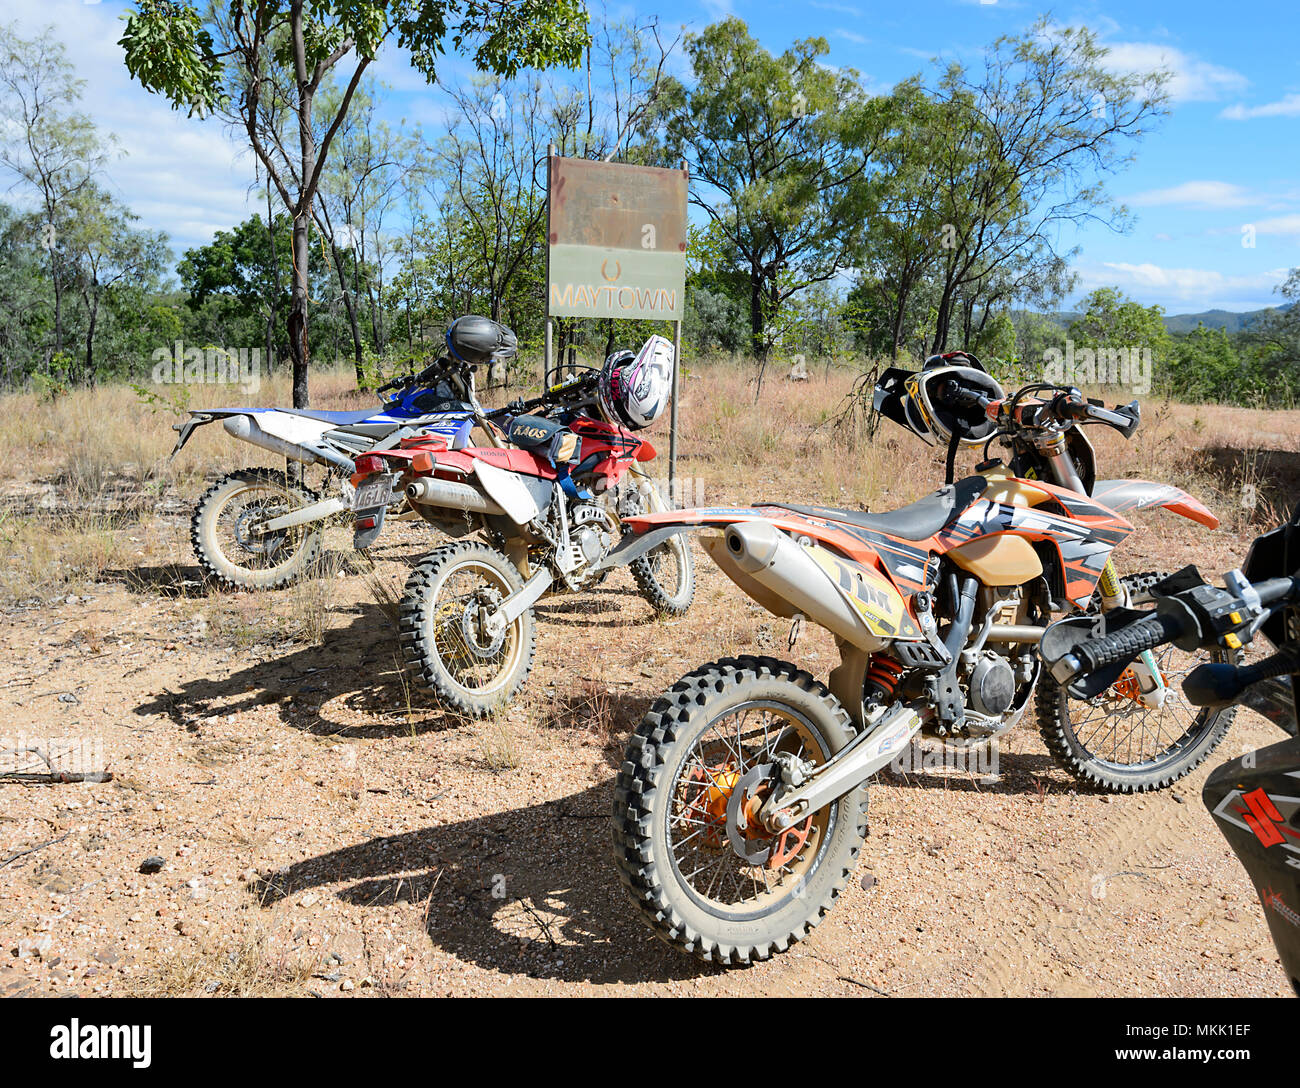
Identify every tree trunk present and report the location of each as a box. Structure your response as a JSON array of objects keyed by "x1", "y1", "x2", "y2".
[
  {"x1": 749, "y1": 269, "x2": 765, "y2": 359},
  {"x1": 289, "y1": 13, "x2": 315, "y2": 410},
  {"x1": 265, "y1": 190, "x2": 279, "y2": 374},
  {"x1": 50, "y1": 242, "x2": 62, "y2": 372},
  {"x1": 82, "y1": 288, "x2": 97, "y2": 385},
  {"x1": 330, "y1": 240, "x2": 364, "y2": 384},
  {"x1": 289, "y1": 210, "x2": 311, "y2": 408}
]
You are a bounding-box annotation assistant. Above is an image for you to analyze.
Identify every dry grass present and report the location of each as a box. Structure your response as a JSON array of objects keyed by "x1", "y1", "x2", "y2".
[
  {"x1": 124, "y1": 916, "x2": 314, "y2": 998},
  {"x1": 1, "y1": 357, "x2": 1297, "y2": 620},
  {"x1": 473, "y1": 709, "x2": 522, "y2": 771}
]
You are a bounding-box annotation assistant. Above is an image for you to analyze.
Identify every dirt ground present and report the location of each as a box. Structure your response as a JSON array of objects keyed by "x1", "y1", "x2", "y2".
[{"x1": 1, "y1": 375, "x2": 1298, "y2": 997}]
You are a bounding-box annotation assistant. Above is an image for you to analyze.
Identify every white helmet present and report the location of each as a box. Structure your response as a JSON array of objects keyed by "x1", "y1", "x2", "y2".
[{"x1": 598, "y1": 334, "x2": 674, "y2": 430}]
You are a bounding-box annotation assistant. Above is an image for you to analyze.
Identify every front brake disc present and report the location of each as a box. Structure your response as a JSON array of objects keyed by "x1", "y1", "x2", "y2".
[{"x1": 725, "y1": 765, "x2": 775, "y2": 866}]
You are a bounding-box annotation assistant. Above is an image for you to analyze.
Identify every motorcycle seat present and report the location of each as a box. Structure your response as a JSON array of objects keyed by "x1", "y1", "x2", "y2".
[
  {"x1": 334, "y1": 421, "x2": 405, "y2": 439},
  {"x1": 281, "y1": 407, "x2": 389, "y2": 425},
  {"x1": 764, "y1": 475, "x2": 986, "y2": 541}
]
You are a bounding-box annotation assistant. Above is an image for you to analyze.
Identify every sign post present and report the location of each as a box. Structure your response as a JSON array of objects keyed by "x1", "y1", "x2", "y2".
[{"x1": 546, "y1": 155, "x2": 688, "y2": 495}]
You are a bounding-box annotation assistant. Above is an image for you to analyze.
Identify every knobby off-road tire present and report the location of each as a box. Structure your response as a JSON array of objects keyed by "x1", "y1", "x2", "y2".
[
  {"x1": 612, "y1": 656, "x2": 869, "y2": 965},
  {"x1": 629, "y1": 530, "x2": 695, "y2": 616},
  {"x1": 399, "y1": 541, "x2": 536, "y2": 717},
  {"x1": 191, "y1": 469, "x2": 322, "y2": 591},
  {"x1": 1037, "y1": 571, "x2": 1238, "y2": 793}
]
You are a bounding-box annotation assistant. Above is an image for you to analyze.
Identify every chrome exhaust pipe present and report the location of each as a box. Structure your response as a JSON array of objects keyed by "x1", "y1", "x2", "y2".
[
  {"x1": 406, "y1": 477, "x2": 504, "y2": 517},
  {"x1": 723, "y1": 521, "x2": 887, "y2": 653}
]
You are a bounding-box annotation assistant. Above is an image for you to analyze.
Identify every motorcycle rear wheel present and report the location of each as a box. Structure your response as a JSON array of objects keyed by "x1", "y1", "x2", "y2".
[
  {"x1": 191, "y1": 468, "x2": 322, "y2": 591},
  {"x1": 613, "y1": 655, "x2": 869, "y2": 965},
  {"x1": 1037, "y1": 571, "x2": 1239, "y2": 792}
]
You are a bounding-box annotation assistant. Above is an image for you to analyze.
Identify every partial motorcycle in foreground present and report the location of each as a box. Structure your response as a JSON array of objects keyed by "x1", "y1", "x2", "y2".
[
  {"x1": 170, "y1": 316, "x2": 516, "y2": 590},
  {"x1": 608, "y1": 352, "x2": 1230, "y2": 964},
  {"x1": 1043, "y1": 502, "x2": 1300, "y2": 995},
  {"x1": 349, "y1": 334, "x2": 695, "y2": 715}
]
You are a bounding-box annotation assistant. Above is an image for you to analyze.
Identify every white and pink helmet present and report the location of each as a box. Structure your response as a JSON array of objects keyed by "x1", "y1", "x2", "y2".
[{"x1": 598, "y1": 334, "x2": 675, "y2": 431}]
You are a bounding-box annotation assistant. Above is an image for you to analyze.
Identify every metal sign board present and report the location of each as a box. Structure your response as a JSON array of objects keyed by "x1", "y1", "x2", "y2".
[{"x1": 547, "y1": 157, "x2": 688, "y2": 321}]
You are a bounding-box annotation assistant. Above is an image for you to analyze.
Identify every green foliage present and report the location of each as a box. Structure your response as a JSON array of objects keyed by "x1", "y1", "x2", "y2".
[
  {"x1": 129, "y1": 378, "x2": 193, "y2": 416},
  {"x1": 659, "y1": 17, "x2": 881, "y2": 356},
  {"x1": 118, "y1": 1, "x2": 225, "y2": 117}
]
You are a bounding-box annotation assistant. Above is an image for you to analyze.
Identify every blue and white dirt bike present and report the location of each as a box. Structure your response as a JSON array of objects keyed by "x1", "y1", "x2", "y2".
[{"x1": 172, "y1": 349, "x2": 506, "y2": 590}]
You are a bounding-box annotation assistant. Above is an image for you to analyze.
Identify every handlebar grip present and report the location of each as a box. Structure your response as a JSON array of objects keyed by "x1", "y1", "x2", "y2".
[
  {"x1": 939, "y1": 381, "x2": 990, "y2": 411},
  {"x1": 1072, "y1": 613, "x2": 1185, "y2": 674}
]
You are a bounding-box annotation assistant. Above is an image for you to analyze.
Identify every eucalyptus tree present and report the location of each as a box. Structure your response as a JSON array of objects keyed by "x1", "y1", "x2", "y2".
[
  {"x1": 119, "y1": 0, "x2": 589, "y2": 406},
  {"x1": 63, "y1": 184, "x2": 172, "y2": 384},
  {"x1": 0, "y1": 22, "x2": 113, "y2": 370},
  {"x1": 919, "y1": 19, "x2": 1168, "y2": 353},
  {"x1": 658, "y1": 17, "x2": 883, "y2": 358}
]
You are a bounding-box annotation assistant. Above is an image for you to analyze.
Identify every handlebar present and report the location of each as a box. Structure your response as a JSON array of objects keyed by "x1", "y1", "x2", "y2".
[
  {"x1": 1024, "y1": 391, "x2": 1141, "y2": 437},
  {"x1": 1070, "y1": 612, "x2": 1188, "y2": 675},
  {"x1": 1046, "y1": 572, "x2": 1300, "y2": 706},
  {"x1": 937, "y1": 381, "x2": 1141, "y2": 439}
]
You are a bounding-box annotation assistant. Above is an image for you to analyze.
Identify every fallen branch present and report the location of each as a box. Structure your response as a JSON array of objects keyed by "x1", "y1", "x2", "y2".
[{"x1": 0, "y1": 833, "x2": 69, "y2": 871}]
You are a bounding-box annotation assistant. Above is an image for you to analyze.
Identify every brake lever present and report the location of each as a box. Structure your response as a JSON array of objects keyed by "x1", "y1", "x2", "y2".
[{"x1": 1086, "y1": 400, "x2": 1140, "y2": 439}]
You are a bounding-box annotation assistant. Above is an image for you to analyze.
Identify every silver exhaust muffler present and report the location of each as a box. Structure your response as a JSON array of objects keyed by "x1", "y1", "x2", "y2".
[
  {"x1": 223, "y1": 414, "x2": 329, "y2": 466},
  {"x1": 406, "y1": 477, "x2": 504, "y2": 517},
  {"x1": 723, "y1": 520, "x2": 885, "y2": 653}
]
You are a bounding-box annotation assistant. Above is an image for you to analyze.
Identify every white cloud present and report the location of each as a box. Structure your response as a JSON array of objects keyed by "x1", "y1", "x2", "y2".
[
  {"x1": 1252, "y1": 214, "x2": 1300, "y2": 238},
  {"x1": 834, "y1": 29, "x2": 870, "y2": 45},
  {"x1": 1221, "y1": 93, "x2": 1300, "y2": 121},
  {"x1": 1078, "y1": 260, "x2": 1288, "y2": 310},
  {"x1": 3, "y1": 0, "x2": 258, "y2": 261},
  {"x1": 1127, "y1": 181, "x2": 1254, "y2": 209},
  {"x1": 1100, "y1": 42, "x2": 1248, "y2": 103}
]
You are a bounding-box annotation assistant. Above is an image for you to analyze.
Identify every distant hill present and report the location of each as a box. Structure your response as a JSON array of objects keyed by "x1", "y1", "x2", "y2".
[{"x1": 1045, "y1": 303, "x2": 1292, "y2": 335}]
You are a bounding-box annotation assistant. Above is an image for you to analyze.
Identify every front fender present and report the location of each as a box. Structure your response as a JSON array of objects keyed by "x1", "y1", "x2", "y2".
[{"x1": 1092, "y1": 479, "x2": 1219, "y2": 530}]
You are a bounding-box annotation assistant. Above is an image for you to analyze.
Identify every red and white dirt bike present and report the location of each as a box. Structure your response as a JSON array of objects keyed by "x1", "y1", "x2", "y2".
[
  {"x1": 350, "y1": 342, "x2": 694, "y2": 716},
  {"x1": 607, "y1": 354, "x2": 1234, "y2": 964}
]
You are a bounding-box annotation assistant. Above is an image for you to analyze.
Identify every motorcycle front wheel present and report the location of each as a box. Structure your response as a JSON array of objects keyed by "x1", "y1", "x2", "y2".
[
  {"x1": 399, "y1": 541, "x2": 536, "y2": 717},
  {"x1": 1037, "y1": 571, "x2": 1238, "y2": 792},
  {"x1": 620, "y1": 482, "x2": 695, "y2": 616},
  {"x1": 613, "y1": 655, "x2": 869, "y2": 965},
  {"x1": 191, "y1": 468, "x2": 322, "y2": 591}
]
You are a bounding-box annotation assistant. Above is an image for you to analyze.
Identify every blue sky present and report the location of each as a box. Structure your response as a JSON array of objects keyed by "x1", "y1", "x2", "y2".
[{"x1": 4, "y1": 0, "x2": 1299, "y2": 314}]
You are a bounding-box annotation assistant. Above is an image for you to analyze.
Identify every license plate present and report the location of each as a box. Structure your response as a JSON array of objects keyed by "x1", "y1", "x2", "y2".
[{"x1": 354, "y1": 475, "x2": 393, "y2": 510}]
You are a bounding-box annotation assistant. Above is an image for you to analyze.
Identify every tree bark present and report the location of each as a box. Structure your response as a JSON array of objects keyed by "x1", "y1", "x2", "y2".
[
  {"x1": 749, "y1": 268, "x2": 766, "y2": 359},
  {"x1": 289, "y1": 209, "x2": 311, "y2": 407},
  {"x1": 82, "y1": 288, "x2": 97, "y2": 385}
]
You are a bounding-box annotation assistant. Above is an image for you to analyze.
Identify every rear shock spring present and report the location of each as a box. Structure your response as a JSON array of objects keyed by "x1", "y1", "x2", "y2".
[{"x1": 864, "y1": 655, "x2": 907, "y2": 703}]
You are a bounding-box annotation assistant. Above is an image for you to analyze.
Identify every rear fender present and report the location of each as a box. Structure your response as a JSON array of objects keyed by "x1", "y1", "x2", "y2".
[
  {"x1": 1092, "y1": 479, "x2": 1219, "y2": 529},
  {"x1": 170, "y1": 407, "x2": 275, "y2": 457}
]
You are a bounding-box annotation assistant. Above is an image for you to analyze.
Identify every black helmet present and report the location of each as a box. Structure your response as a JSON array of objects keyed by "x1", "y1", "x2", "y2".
[
  {"x1": 873, "y1": 351, "x2": 1003, "y2": 448},
  {"x1": 446, "y1": 316, "x2": 518, "y2": 366}
]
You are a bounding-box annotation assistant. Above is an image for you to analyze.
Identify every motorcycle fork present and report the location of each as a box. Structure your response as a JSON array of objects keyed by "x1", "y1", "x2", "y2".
[
  {"x1": 1097, "y1": 557, "x2": 1167, "y2": 708},
  {"x1": 1037, "y1": 430, "x2": 1168, "y2": 708}
]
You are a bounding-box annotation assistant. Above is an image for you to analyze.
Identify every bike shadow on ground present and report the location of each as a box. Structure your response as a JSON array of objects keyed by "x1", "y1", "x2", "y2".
[
  {"x1": 131, "y1": 603, "x2": 484, "y2": 738},
  {"x1": 876, "y1": 748, "x2": 1074, "y2": 796},
  {"x1": 252, "y1": 778, "x2": 718, "y2": 985},
  {"x1": 533, "y1": 583, "x2": 663, "y2": 629},
  {"x1": 129, "y1": 599, "x2": 660, "y2": 747},
  {"x1": 101, "y1": 562, "x2": 210, "y2": 598}
]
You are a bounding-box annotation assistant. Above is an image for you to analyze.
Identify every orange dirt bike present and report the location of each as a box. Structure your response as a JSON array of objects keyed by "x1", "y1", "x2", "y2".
[{"x1": 605, "y1": 354, "x2": 1234, "y2": 964}]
